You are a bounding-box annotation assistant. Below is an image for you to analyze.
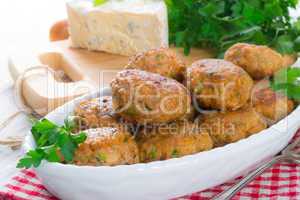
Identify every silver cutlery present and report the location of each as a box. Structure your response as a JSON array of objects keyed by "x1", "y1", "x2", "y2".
[{"x1": 212, "y1": 136, "x2": 300, "y2": 200}]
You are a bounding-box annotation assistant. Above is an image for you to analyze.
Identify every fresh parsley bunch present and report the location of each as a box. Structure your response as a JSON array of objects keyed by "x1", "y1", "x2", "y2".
[
  {"x1": 17, "y1": 118, "x2": 87, "y2": 169},
  {"x1": 166, "y1": 0, "x2": 300, "y2": 56}
]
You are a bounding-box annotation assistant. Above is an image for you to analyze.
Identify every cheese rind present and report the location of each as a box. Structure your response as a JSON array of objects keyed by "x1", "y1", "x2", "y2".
[{"x1": 67, "y1": 0, "x2": 169, "y2": 56}]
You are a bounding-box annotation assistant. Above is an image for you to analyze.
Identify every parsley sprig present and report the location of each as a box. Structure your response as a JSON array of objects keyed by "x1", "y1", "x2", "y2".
[
  {"x1": 166, "y1": 0, "x2": 300, "y2": 56},
  {"x1": 271, "y1": 67, "x2": 300, "y2": 101},
  {"x1": 17, "y1": 118, "x2": 87, "y2": 169}
]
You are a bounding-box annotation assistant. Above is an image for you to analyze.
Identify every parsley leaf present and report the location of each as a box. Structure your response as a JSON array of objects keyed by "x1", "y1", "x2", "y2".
[
  {"x1": 17, "y1": 118, "x2": 87, "y2": 169},
  {"x1": 63, "y1": 116, "x2": 77, "y2": 132},
  {"x1": 57, "y1": 131, "x2": 77, "y2": 162},
  {"x1": 166, "y1": 0, "x2": 300, "y2": 56},
  {"x1": 42, "y1": 145, "x2": 61, "y2": 162},
  {"x1": 17, "y1": 149, "x2": 45, "y2": 168},
  {"x1": 275, "y1": 35, "x2": 295, "y2": 54},
  {"x1": 271, "y1": 67, "x2": 300, "y2": 101},
  {"x1": 71, "y1": 132, "x2": 88, "y2": 144}
]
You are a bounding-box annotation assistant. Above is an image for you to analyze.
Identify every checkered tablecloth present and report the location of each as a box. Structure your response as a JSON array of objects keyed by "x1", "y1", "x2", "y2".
[{"x1": 1, "y1": 132, "x2": 300, "y2": 200}]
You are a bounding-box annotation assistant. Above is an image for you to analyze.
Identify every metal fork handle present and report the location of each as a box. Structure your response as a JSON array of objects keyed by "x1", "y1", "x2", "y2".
[{"x1": 212, "y1": 155, "x2": 288, "y2": 200}]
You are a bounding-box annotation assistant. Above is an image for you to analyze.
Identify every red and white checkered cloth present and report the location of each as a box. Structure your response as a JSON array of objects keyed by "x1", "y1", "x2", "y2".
[{"x1": 1, "y1": 132, "x2": 300, "y2": 200}]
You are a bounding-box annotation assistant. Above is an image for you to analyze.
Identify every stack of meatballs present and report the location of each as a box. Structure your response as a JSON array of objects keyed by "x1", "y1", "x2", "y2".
[{"x1": 72, "y1": 43, "x2": 296, "y2": 166}]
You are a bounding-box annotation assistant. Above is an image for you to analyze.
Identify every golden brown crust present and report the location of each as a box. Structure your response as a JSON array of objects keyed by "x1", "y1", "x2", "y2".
[
  {"x1": 74, "y1": 128, "x2": 139, "y2": 166},
  {"x1": 137, "y1": 121, "x2": 213, "y2": 162},
  {"x1": 126, "y1": 48, "x2": 186, "y2": 81},
  {"x1": 186, "y1": 59, "x2": 253, "y2": 111},
  {"x1": 251, "y1": 81, "x2": 295, "y2": 125},
  {"x1": 200, "y1": 106, "x2": 267, "y2": 147},
  {"x1": 282, "y1": 54, "x2": 297, "y2": 68},
  {"x1": 110, "y1": 69, "x2": 192, "y2": 124},
  {"x1": 49, "y1": 19, "x2": 69, "y2": 42},
  {"x1": 224, "y1": 43, "x2": 284, "y2": 79},
  {"x1": 68, "y1": 45, "x2": 297, "y2": 166},
  {"x1": 74, "y1": 96, "x2": 118, "y2": 130}
]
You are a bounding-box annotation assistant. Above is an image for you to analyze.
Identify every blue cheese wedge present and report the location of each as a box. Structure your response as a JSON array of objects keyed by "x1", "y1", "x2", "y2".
[{"x1": 67, "y1": 0, "x2": 169, "y2": 56}]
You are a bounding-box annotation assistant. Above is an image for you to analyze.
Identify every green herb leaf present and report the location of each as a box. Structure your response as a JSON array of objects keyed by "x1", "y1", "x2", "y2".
[
  {"x1": 17, "y1": 149, "x2": 45, "y2": 168},
  {"x1": 42, "y1": 145, "x2": 61, "y2": 162},
  {"x1": 94, "y1": 0, "x2": 107, "y2": 7},
  {"x1": 171, "y1": 149, "x2": 179, "y2": 158},
  {"x1": 64, "y1": 116, "x2": 77, "y2": 132},
  {"x1": 149, "y1": 147, "x2": 157, "y2": 160},
  {"x1": 97, "y1": 152, "x2": 107, "y2": 162},
  {"x1": 17, "y1": 118, "x2": 87, "y2": 169},
  {"x1": 275, "y1": 35, "x2": 294, "y2": 54},
  {"x1": 166, "y1": 0, "x2": 300, "y2": 55},
  {"x1": 294, "y1": 36, "x2": 300, "y2": 51},
  {"x1": 57, "y1": 132, "x2": 76, "y2": 162},
  {"x1": 271, "y1": 67, "x2": 300, "y2": 101},
  {"x1": 194, "y1": 82, "x2": 203, "y2": 94},
  {"x1": 125, "y1": 105, "x2": 138, "y2": 116},
  {"x1": 71, "y1": 132, "x2": 87, "y2": 144},
  {"x1": 31, "y1": 119, "x2": 57, "y2": 144}
]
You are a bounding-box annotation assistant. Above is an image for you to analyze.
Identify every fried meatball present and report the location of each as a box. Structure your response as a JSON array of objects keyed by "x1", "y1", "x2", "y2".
[
  {"x1": 200, "y1": 106, "x2": 267, "y2": 147},
  {"x1": 126, "y1": 48, "x2": 186, "y2": 81},
  {"x1": 224, "y1": 43, "x2": 285, "y2": 79},
  {"x1": 137, "y1": 121, "x2": 213, "y2": 162},
  {"x1": 251, "y1": 81, "x2": 294, "y2": 125},
  {"x1": 187, "y1": 59, "x2": 253, "y2": 111},
  {"x1": 74, "y1": 96, "x2": 118, "y2": 130},
  {"x1": 74, "y1": 128, "x2": 139, "y2": 166},
  {"x1": 110, "y1": 69, "x2": 191, "y2": 124}
]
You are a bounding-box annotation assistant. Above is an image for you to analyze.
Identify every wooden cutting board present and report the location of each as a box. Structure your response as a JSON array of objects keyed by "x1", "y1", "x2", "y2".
[{"x1": 8, "y1": 40, "x2": 213, "y2": 115}]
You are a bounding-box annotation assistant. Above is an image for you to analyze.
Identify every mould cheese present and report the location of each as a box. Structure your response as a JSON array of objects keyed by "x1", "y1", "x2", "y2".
[{"x1": 66, "y1": 0, "x2": 169, "y2": 56}]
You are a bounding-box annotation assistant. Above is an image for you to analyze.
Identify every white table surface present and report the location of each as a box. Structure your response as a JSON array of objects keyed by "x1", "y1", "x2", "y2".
[
  {"x1": 0, "y1": 0, "x2": 66, "y2": 187},
  {"x1": 1, "y1": 0, "x2": 300, "y2": 191}
]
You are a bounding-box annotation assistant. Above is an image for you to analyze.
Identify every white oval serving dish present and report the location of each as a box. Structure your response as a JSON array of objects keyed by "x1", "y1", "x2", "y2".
[{"x1": 23, "y1": 87, "x2": 300, "y2": 200}]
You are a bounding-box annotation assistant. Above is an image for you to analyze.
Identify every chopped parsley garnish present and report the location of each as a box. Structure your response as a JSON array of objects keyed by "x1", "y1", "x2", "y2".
[
  {"x1": 125, "y1": 105, "x2": 138, "y2": 116},
  {"x1": 171, "y1": 149, "x2": 179, "y2": 158},
  {"x1": 194, "y1": 82, "x2": 203, "y2": 94},
  {"x1": 149, "y1": 147, "x2": 157, "y2": 160},
  {"x1": 17, "y1": 118, "x2": 87, "y2": 169},
  {"x1": 97, "y1": 152, "x2": 107, "y2": 162}
]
